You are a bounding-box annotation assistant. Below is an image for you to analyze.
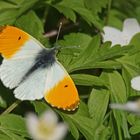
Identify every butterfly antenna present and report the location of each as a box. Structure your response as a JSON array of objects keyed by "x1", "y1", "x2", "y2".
[
  {"x1": 53, "y1": 22, "x2": 63, "y2": 51},
  {"x1": 56, "y1": 22, "x2": 62, "y2": 44}
]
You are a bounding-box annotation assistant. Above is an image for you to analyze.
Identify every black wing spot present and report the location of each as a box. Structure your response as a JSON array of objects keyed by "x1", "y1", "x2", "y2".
[
  {"x1": 18, "y1": 36, "x2": 21, "y2": 40},
  {"x1": 64, "y1": 85, "x2": 68, "y2": 88}
]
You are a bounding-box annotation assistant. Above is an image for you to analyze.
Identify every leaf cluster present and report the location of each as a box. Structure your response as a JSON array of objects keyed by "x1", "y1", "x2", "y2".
[{"x1": 0, "y1": 0, "x2": 140, "y2": 140}]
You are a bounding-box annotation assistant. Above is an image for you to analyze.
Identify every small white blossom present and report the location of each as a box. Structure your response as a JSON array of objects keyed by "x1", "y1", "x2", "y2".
[
  {"x1": 131, "y1": 76, "x2": 140, "y2": 91},
  {"x1": 102, "y1": 18, "x2": 140, "y2": 47},
  {"x1": 110, "y1": 100, "x2": 140, "y2": 114},
  {"x1": 26, "y1": 110, "x2": 68, "y2": 140}
]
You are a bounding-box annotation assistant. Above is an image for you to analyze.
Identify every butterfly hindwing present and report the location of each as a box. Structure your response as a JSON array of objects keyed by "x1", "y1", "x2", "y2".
[
  {"x1": 14, "y1": 68, "x2": 47, "y2": 100},
  {"x1": 44, "y1": 62, "x2": 79, "y2": 111}
]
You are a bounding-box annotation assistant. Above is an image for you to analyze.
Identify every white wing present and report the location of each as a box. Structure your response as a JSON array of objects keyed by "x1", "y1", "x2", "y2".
[
  {"x1": 14, "y1": 62, "x2": 66, "y2": 101},
  {"x1": 44, "y1": 62, "x2": 66, "y2": 93},
  {"x1": 0, "y1": 58, "x2": 35, "y2": 89},
  {"x1": 43, "y1": 62, "x2": 79, "y2": 110},
  {"x1": 14, "y1": 68, "x2": 47, "y2": 100},
  {"x1": 0, "y1": 39, "x2": 42, "y2": 89}
]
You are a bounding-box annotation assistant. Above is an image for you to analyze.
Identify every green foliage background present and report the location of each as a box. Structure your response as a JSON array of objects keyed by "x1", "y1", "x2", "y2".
[{"x1": 0, "y1": 0, "x2": 140, "y2": 139}]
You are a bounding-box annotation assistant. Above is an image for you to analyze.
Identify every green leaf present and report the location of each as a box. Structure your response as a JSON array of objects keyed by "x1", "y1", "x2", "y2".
[
  {"x1": 16, "y1": 0, "x2": 39, "y2": 15},
  {"x1": 0, "y1": 0, "x2": 38, "y2": 25},
  {"x1": 52, "y1": 0, "x2": 102, "y2": 29},
  {"x1": 109, "y1": 114, "x2": 121, "y2": 140},
  {"x1": 128, "y1": 114, "x2": 140, "y2": 135},
  {"x1": 58, "y1": 33, "x2": 92, "y2": 71},
  {"x1": 54, "y1": 5, "x2": 76, "y2": 22},
  {"x1": 59, "y1": 33, "x2": 92, "y2": 51},
  {"x1": 106, "y1": 9, "x2": 124, "y2": 29},
  {"x1": 32, "y1": 101, "x2": 50, "y2": 115},
  {"x1": 3, "y1": 0, "x2": 25, "y2": 5},
  {"x1": 74, "y1": 34, "x2": 100, "y2": 63},
  {"x1": 96, "y1": 44, "x2": 133, "y2": 62},
  {"x1": 94, "y1": 125, "x2": 112, "y2": 140},
  {"x1": 0, "y1": 10, "x2": 18, "y2": 25},
  {"x1": 59, "y1": 47, "x2": 80, "y2": 56},
  {"x1": 58, "y1": 102, "x2": 95, "y2": 140},
  {"x1": 85, "y1": 0, "x2": 109, "y2": 16},
  {"x1": 107, "y1": 71, "x2": 127, "y2": 102},
  {"x1": 88, "y1": 88, "x2": 109, "y2": 121},
  {"x1": 129, "y1": 125, "x2": 140, "y2": 135},
  {"x1": 105, "y1": 71, "x2": 130, "y2": 139},
  {"x1": 70, "y1": 116, "x2": 95, "y2": 140},
  {"x1": 0, "y1": 81, "x2": 14, "y2": 107},
  {"x1": 127, "y1": 114, "x2": 139, "y2": 126},
  {"x1": 0, "y1": 96, "x2": 7, "y2": 108},
  {"x1": 60, "y1": 114, "x2": 95, "y2": 140},
  {"x1": 116, "y1": 53, "x2": 140, "y2": 96},
  {"x1": 70, "y1": 60, "x2": 121, "y2": 72},
  {"x1": 60, "y1": 114, "x2": 79, "y2": 140},
  {"x1": 0, "y1": 130, "x2": 26, "y2": 140},
  {"x1": 0, "y1": 133, "x2": 10, "y2": 140},
  {"x1": 71, "y1": 74, "x2": 108, "y2": 87},
  {"x1": 130, "y1": 33, "x2": 140, "y2": 49},
  {"x1": 122, "y1": 64, "x2": 139, "y2": 97},
  {"x1": 0, "y1": 114, "x2": 29, "y2": 138},
  {"x1": 0, "y1": 1, "x2": 18, "y2": 11},
  {"x1": 69, "y1": 35, "x2": 100, "y2": 72},
  {"x1": 15, "y1": 10, "x2": 44, "y2": 39},
  {"x1": 68, "y1": 38, "x2": 133, "y2": 72}
]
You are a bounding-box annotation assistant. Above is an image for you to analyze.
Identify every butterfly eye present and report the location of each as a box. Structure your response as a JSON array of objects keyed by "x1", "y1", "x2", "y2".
[
  {"x1": 18, "y1": 36, "x2": 21, "y2": 40},
  {"x1": 64, "y1": 85, "x2": 68, "y2": 88}
]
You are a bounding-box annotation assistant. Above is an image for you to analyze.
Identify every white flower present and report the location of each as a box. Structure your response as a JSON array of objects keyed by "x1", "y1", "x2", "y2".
[
  {"x1": 131, "y1": 76, "x2": 140, "y2": 91},
  {"x1": 26, "y1": 110, "x2": 68, "y2": 140},
  {"x1": 110, "y1": 100, "x2": 140, "y2": 114},
  {"x1": 102, "y1": 18, "x2": 140, "y2": 47}
]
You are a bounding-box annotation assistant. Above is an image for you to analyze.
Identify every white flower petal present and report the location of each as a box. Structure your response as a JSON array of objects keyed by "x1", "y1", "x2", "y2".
[
  {"x1": 103, "y1": 26, "x2": 124, "y2": 46},
  {"x1": 131, "y1": 76, "x2": 140, "y2": 91},
  {"x1": 123, "y1": 18, "x2": 140, "y2": 38},
  {"x1": 48, "y1": 123, "x2": 68, "y2": 140},
  {"x1": 26, "y1": 110, "x2": 68, "y2": 140},
  {"x1": 40, "y1": 110, "x2": 58, "y2": 127},
  {"x1": 110, "y1": 102, "x2": 139, "y2": 112},
  {"x1": 102, "y1": 18, "x2": 140, "y2": 46},
  {"x1": 26, "y1": 113, "x2": 39, "y2": 139}
]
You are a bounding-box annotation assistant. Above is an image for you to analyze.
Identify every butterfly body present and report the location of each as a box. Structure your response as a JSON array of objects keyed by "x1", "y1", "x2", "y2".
[
  {"x1": 0, "y1": 26, "x2": 79, "y2": 111},
  {"x1": 20, "y1": 48, "x2": 56, "y2": 84}
]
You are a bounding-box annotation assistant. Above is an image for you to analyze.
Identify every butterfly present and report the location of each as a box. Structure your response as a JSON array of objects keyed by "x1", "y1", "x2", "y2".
[{"x1": 0, "y1": 26, "x2": 80, "y2": 111}]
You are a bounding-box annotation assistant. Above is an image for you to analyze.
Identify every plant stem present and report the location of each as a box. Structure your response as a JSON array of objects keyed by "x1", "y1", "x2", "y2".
[
  {"x1": 1, "y1": 100, "x2": 21, "y2": 115},
  {"x1": 105, "y1": 0, "x2": 112, "y2": 25}
]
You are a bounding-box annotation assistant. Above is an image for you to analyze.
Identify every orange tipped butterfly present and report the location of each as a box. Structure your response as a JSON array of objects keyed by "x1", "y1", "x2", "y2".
[{"x1": 0, "y1": 26, "x2": 80, "y2": 111}]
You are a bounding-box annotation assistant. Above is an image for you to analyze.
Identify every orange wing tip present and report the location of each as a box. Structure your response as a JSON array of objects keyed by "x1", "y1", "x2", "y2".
[
  {"x1": 44, "y1": 75, "x2": 80, "y2": 111},
  {"x1": 0, "y1": 25, "x2": 29, "y2": 59}
]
